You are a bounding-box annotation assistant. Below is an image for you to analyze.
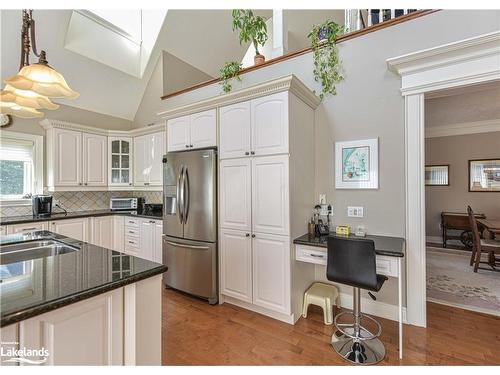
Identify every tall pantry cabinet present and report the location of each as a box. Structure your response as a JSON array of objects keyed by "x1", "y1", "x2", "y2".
[{"x1": 218, "y1": 87, "x2": 318, "y2": 323}]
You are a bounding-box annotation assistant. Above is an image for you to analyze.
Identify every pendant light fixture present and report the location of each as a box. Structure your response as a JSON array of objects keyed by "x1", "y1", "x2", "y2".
[{"x1": 1, "y1": 9, "x2": 79, "y2": 119}]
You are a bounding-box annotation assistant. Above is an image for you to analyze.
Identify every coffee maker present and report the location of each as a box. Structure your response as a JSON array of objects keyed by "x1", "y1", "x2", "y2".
[{"x1": 32, "y1": 195, "x2": 53, "y2": 217}]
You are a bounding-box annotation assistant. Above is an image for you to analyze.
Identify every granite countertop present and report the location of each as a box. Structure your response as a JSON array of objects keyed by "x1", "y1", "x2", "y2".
[
  {"x1": 0, "y1": 208, "x2": 163, "y2": 226},
  {"x1": 293, "y1": 233, "x2": 405, "y2": 257},
  {"x1": 0, "y1": 230, "x2": 167, "y2": 327}
]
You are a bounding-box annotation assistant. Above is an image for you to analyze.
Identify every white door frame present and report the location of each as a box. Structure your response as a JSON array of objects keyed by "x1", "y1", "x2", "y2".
[{"x1": 387, "y1": 31, "x2": 500, "y2": 327}]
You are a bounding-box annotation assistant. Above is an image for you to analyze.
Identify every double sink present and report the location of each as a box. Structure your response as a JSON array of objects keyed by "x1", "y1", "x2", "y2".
[{"x1": 0, "y1": 239, "x2": 79, "y2": 265}]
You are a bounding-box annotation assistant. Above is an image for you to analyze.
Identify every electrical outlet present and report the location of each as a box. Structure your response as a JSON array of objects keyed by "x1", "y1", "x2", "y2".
[
  {"x1": 347, "y1": 206, "x2": 364, "y2": 218},
  {"x1": 319, "y1": 194, "x2": 326, "y2": 204}
]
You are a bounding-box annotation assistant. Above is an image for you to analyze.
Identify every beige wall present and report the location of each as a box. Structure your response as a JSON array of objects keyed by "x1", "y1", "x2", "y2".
[{"x1": 425, "y1": 132, "x2": 500, "y2": 237}]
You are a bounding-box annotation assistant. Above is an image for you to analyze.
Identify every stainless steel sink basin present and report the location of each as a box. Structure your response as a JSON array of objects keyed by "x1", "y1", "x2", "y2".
[{"x1": 0, "y1": 239, "x2": 79, "y2": 264}]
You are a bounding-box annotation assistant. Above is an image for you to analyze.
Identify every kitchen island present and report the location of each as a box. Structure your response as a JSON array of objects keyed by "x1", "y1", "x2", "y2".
[{"x1": 0, "y1": 230, "x2": 167, "y2": 365}]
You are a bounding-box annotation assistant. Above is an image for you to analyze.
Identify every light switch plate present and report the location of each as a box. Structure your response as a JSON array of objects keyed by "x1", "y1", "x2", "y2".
[
  {"x1": 319, "y1": 194, "x2": 326, "y2": 205},
  {"x1": 347, "y1": 206, "x2": 364, "y2": 218}
]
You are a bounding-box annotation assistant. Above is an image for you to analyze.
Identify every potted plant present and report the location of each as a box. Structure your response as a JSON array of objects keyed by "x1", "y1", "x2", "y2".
[
  {"x1": 232, "y1": 9, "x2": 268, "y2": 65},
  {"x1": 308, "y1": 20, "x2": 344, "y2": 100},
  {"x1": 219, "y1": 61, "x2": 242, "y2": 93}
]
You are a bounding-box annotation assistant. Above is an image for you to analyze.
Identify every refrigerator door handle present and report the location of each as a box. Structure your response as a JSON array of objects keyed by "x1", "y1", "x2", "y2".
[
  {"x1": 176, "y1": 165, "x2": 184, "y2": 224},
  {"x1": 183, "y1": 166, "x2": 190, "y2": 223},
  {"x1": 163, "y1": 238, "x2": 209, "y2": 250}
]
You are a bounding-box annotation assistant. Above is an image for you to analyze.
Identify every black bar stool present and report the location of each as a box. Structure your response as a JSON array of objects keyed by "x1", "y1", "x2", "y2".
[{"x1": 327, "y1": 236, "x2": 388, "y2": 365}]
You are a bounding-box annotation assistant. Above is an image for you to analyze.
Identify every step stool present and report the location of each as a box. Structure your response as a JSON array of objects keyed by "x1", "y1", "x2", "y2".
[{"x1": 302, "y1": 282, "x2": 339, "y2": 325}]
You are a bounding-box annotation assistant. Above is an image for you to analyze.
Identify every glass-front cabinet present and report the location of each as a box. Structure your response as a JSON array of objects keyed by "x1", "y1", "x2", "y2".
[{"x1": 108, "y1": 137, "x2": 133, "y2": 187}]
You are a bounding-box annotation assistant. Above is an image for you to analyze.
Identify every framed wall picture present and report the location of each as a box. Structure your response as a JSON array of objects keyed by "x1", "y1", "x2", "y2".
[
  {"x1": 335, "y1": 138, "x2": 378, "y2": 189},
  {"x1": 468, "y1": 159, "x2": 500, "y2": 192},
  {"x1": 425, "y1": 165, "x2": 449, "y2": 186}
]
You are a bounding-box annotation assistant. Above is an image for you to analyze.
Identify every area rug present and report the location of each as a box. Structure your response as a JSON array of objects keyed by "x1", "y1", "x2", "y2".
[{"x1": 426, "y1": 247, "x2": 500, "y2": 316}]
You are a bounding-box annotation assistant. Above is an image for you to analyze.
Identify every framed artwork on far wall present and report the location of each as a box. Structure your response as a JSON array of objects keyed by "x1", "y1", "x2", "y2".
[
  {"x1": 335, "y1": 138, "x2": 378, "y2": 189},
  {"x1": 468, "y1": 158, "x2": 500, "y2": 192},
  {"x1": 425, "y1": 165, "x2": 449, "y2": 186}
]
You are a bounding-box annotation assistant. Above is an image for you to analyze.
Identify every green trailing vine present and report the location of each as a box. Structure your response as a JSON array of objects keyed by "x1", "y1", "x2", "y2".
[
  {"x1": 308, "y1": 20, "x2": 345, "y2": 100},
  {"x1": 219, "y1": 61, "x2": 242, "y2": 93}
]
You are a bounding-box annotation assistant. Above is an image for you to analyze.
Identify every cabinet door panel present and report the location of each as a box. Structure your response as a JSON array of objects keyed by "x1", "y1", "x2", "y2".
[
  {"x1": 252, "y1": 155, "x2": 289, "y2": 236},
  {"x1": 91, "y1": 216, "x2": 114, "y2": 248},
  {"x1": 252, "y1": 233, "x2": 290, "y2": 314},
  {"x1": 219, "y1": 158, "x2": 252, "y2": 232},
  {"x1": 220, "y1": 229, "x2": 252, "y2": 303},
  {"x1": 154, "y1": 221, "x2": 163, "y2": 263},
  {"x1": 134, "y1": 135, "x2": 148, "y2": 185},
  {"x1": 7, "y1": 222, "x2": 48, "y2": 234},
  {"x1": 51, "y1": 218, "x2": 88, "y2": 242},
  {"x1": 190, "y1": 109, "x2": 216, "y2": 149},
  {"x1": 54, "y1": 129, "x2": 81, "y2": 186},
  {"x1": 219, "y1": 101, "x2": 251, "y2": 159},
  {"x1": 167, "y1": 115, "x2": 190, "y2": 152},
  {"x1": 139, "y1": 219, "x2": 154, "y2": 261},
  {"x1": 251, "y1": 92, "x2": 289, "y2": 156},
  {"x1": 108, "y1": 137, "x2": 133, "y2": 187},
  {"x1": 149, "y1": 132, "x2": 165, "y2": 186},
  {"x1": 83, "y1": 133, "x2": 107, "y2": 186}
]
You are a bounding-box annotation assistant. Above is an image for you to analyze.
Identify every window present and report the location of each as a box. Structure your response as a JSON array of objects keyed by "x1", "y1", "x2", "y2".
[{"x1": 0, "y1": 131, "x2": 43, "y2": 205}]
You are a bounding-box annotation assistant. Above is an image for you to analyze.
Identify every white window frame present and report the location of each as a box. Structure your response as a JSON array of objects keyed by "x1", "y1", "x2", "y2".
[{"x1": 0, "y1": 130, "x2": 43, "y2": 206}]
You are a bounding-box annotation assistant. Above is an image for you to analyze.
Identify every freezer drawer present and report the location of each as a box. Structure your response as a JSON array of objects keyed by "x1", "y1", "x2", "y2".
[{"x1": 162, "y1": 235, "x2": 217, "y2": 304}]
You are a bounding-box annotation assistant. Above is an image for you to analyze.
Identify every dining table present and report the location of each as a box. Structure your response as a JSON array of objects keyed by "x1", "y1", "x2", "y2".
[{"x1": 477, "y1": 218, "x2": 500, "y2": 238}]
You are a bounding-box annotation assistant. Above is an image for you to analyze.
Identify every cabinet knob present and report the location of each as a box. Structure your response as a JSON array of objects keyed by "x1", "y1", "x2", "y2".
[
  {"x1": 129, "y1": 183, "x2": 132, "y2": 186},
  {"x1": 245, "y1": 233, "x2": 250, "y2": 237},
  {"x1": 190, "y1": 144, "x2": 193, "y2": 148},
  {"x1": 79, "y1": 183, "x2": 82, "y2": 186},
  {"x1": 251, "y1": 234, "x2": 256, "y2": 238},
  {"x1": 250, "y1": 151, "x2": 255, "y2": 155},
  {"x1": 84, "y1": 183, "x2": 88, "y2": 186},
  {"x1": 245, "y1": 152, "x2": 250, "y2": 156},
  {"x1": 185, "y1": 145, "x2": 189, "y2": 148}
]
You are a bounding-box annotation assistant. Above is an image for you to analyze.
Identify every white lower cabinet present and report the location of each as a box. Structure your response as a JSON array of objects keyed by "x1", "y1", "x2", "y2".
[
  {"x1": 50, "y1": 218, "x2": 89, "y2": 242},
  {"x1": 252, "y1": 233, "x2": 290, "y2": 314},
  {"x1": 139, "y1": 219, "x2": 154, "y2": 262},
  {"x1": 7, "y1": 222, "x2": 48, "y2": 234},
  {"x1": 113, "y1": 216, "x2": 125, "y2": 252},
  {"x1": 91, "y1": 216, "x2": 114, "y2": 248},
  {"x1": 124, "y1": 217, "x2": 162, "y2": 262},
  {"x1": 153, "y1": 221, "x2": 163, "y2": 264},
  {"x1": 220, "y1": 228, "x2": 253, "y2": 303}
]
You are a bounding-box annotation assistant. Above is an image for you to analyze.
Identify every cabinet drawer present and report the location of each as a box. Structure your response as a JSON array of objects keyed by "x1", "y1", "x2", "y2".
[
  {"x1": 124, "y1": 227, "x2": 140, "y2": 237},
  {"x1": 376, "y1": 256, "x2": 399, "y2": 277},
  {"x1": 295, "y1": 245, "x2": 327, "y2": 265},
  {"x1": 124, "y1": 236, "x2": 140, "y2": 249},
  {"x1": 124, "y1": 218, "x2": 140, "y2": 228}
]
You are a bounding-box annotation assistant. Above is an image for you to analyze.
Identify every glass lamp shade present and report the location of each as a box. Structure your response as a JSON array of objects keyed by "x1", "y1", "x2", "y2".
[
  {"x1": 6, "y1": 63, "x2": 79, "y2": 99},
  {"x1": 0, "y1": 101, "x2": 43, "y2": 118},
  {"x1": 1, "y1": 84, "x2": 59, "y2": 110}
]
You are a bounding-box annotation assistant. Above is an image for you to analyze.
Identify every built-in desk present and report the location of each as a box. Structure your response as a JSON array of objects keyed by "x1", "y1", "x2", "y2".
[{"x1": 293, "y1": 233, "x2": 405, "y2": 359}]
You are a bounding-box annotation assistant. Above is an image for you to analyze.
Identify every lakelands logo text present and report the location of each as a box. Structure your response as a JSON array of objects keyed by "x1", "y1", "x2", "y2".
[{"x1": 1, "y1": 343, "x2": 49, "y2": 365}]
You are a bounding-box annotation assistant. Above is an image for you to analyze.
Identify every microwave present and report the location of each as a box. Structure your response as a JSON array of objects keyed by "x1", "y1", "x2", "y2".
[{"x1": 110, "y1": 197, "x2": 144, "y2": 210}]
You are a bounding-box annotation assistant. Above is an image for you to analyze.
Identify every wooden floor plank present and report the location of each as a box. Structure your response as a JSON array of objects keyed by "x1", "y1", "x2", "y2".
[{"x1": 162, "y1": 289, "x2": 500, "y2": 365}]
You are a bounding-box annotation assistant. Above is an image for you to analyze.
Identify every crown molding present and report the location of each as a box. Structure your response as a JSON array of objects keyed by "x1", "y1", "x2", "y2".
[
  {"x1": 425, "y1": 118, "x2": 500, "y2": 138},
  {"x1": 40, "y1": 119, "x2": 165, "y2": 137},
  {"x1": 157, "y1": 74, "x2": 320, "y2": 120}
]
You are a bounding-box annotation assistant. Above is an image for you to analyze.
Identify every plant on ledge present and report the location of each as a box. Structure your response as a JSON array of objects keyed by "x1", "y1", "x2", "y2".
[
  {"x1": 308, "y1": 20, "x2": 345, "y2": 100},
  {"x1": 232, "y1": 9, "x2": 268, "y2": 65},
  {"x1": 219, "y1": 61, "x2": 242, "y2": 93}
]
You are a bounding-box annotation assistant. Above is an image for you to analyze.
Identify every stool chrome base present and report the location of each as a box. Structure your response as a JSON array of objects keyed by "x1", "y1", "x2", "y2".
[{"x1": 331, "y1": 330, "x2": 386, "y2": 365}]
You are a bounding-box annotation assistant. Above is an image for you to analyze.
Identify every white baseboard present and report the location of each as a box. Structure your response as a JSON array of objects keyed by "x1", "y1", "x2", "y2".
[
  {"x1": 338, "y1": 292, "x2": 407, "y2": 324},
  {"x1": 426, "y1": 236, "x2": 463, "y2": 247}
]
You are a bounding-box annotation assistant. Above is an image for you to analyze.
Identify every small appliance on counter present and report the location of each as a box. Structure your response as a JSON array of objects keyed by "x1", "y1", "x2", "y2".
[
  {"x1": 109, "y1": 197, "x2": 144, "y2": 211},
  {"x1": 32, "y1": 195, "x2": 53, "y2": 217},
  {"x1": 143, "y1": 203, "x2": 162, "y2": 216}
]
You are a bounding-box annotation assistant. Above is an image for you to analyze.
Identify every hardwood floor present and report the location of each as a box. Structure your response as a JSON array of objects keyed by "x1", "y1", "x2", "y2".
[{"x1": 162, "y1": 288, "x2": 500, "y2": 365}]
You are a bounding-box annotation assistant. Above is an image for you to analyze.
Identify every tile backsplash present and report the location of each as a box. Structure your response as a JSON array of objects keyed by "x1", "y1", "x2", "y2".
[{"x1": 0, "y1": 191, "x2": 162, "y2": 218}]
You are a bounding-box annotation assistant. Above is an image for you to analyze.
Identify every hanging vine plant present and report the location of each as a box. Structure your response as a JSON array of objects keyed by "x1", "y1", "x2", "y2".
[
  {"x1": 308, "y1": 20, "x2": 344, "y2": 100},
  {"x1": 219, "y1": 61, "x2": 242, "y2": 93}
]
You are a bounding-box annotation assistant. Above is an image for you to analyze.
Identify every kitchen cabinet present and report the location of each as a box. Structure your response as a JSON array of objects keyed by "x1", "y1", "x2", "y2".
[
  {"x1": 50, "y1": 217, "x2": 89, "y2": 242},
  {"x1": 134, "y1": 132, "x2": 165, "y2": 187},
  {"x1": 108, "y1": 137, "x2": 133, "y2": 187},
  {"x1": 20, "y1": 288, "x2": 124, "y2": 365},
  {"x1": 124, "y1": 217, "x2": 162, "y2": 262},
  {"x1": 219, "y1": 92, "x2": 288, "y2": 159},
  {"x1": 0, "y1": 225, "x2": 7, "y2": 236},
  {"x1": 139, "y1": 219, "x2": 155, "y2": 262},
  {"x1": 7, "y1": 222, "x2": 48, "y2": 234},
  {"x1": 167, "y1": 109, "x2": 216, "y2": 151},
  {"x1": 91, "y1": 216, "x2": 114, "y2": 249},
  {"x1": 51, "y1": 128, "x2": 82, "y2": 186},
  {"x1": 252, "y1": 233, "x2": 290, "y2": 314},
  {"x1": 154, "y1": 221, "x2": 163, "y2": 264},
  {"x1": 220, "y1": 228, "x2": 253, "y2": 303},
  {"x1": 219, "y1": 158, "x2": 252, "y2": 231},
  {"x1": 83, "y1": 133, "x2": 107, "y2": 186},
  {"x1": 113, "y1": 216, "x2": 125, "y2": 253}
]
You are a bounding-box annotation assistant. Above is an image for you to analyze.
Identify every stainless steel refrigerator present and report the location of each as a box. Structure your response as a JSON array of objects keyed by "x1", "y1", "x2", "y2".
[{"x1": 162, "y1": 147, "x2": 217, "y2": 304}]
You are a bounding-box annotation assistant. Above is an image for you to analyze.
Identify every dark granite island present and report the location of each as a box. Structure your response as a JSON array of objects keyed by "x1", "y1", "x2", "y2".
[{"x1": 0, "y1": 230, "x2": 167, "y2": 366}]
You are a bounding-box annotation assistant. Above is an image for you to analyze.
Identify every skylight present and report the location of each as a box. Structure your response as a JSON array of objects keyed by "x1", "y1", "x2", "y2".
[{"x1": 86, "y1": 9, "x2": 142, "y2": 44}]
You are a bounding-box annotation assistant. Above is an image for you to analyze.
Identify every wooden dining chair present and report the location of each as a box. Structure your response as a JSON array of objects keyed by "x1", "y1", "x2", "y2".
[{"x1": 467, "y1": 206, "x2": 500, "y2": 272}]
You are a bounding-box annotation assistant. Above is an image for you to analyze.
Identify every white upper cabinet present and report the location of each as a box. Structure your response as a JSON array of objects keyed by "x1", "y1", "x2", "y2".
[
  {"x1": 252, "y1": 233, "x2": 290, "y2": 314},
  {"x1": 251, "y1": 92, "x2": 289, "y2": 156},
  {"x1": 252, "y1": 155, "x2": 289, "y2": 236},
  {"x1": 83, "y1": 133, "x2": 107, "y2": 186},
  {"x1": 219, "y1": 92, "x2": 289, "y2": 159},
  {"x1": 190, "y1": 109, "x2": 217, "y2": 149},
  {"x1": 219, "y1": 102, "x2": 251, "y2": 159},
  {"x1": 53, "y1": 128, "x2": 82, "y2": 186},
  {"x1": 134, "y1": 132, "x2": 165, "y2": 187},
  {"x1": 219, "y1": 158, "x2": 252, "y2": 232},
  {"x1": 167, "y1": 109, "x2": 216, "y2": 152},
  {"x1": 167, "y1": 115, "x2": 190, "y2": 151},
  {"x1": 108, "y1": 137, "x2": 133, "y2": 187}
]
